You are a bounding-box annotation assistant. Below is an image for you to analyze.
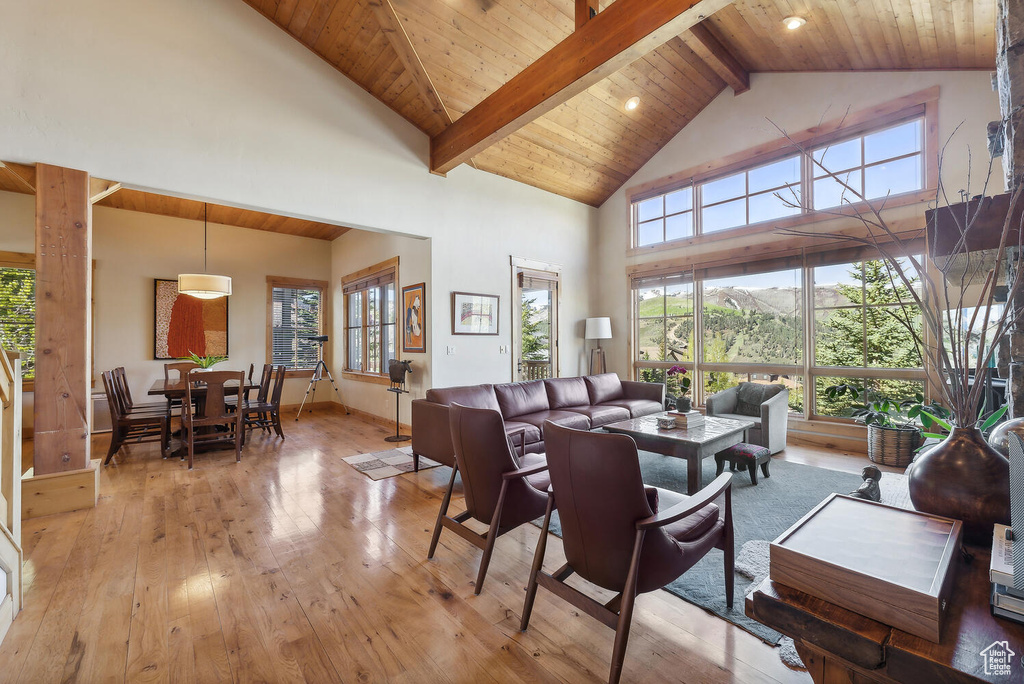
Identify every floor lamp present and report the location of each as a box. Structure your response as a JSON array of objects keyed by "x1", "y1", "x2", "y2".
[{"x1": 585, "y1": 317, "x2": 612, "y2": 375}]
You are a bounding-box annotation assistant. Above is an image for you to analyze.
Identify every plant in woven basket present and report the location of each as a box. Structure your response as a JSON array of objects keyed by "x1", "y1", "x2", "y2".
[{"x1": 824, "y1": 384, "x2": 952, "y2": 432}]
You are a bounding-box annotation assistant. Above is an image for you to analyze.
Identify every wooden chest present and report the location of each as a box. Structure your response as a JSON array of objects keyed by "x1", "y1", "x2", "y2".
[{"x1": 769, "y1": 494, "x2": 961, "y2": 643}]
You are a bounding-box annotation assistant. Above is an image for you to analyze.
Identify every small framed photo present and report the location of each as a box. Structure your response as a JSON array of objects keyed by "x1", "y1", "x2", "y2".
[
  {"x1": 402, "y1": 282, "x2": 426, "y2": 353},
  {"x1": 451, "y1": 291, "x2": 499, "y2": 335}
]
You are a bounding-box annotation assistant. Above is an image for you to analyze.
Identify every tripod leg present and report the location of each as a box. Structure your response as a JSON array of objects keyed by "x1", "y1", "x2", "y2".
[
  {"x1": 321, "y1": 366, "x2": 350, "y2": 415},
  {"x1": 295, "y1": 375, "x2": 318, "y2": 421}
]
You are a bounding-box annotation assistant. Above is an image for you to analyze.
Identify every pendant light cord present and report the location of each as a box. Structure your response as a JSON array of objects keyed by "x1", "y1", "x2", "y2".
[{"x1": 204, "y1": 203, "x2": 208, "y2": 273}]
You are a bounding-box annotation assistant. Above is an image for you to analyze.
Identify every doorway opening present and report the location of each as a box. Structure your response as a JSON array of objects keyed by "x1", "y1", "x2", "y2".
[{"x1": 512, "y1": 258, "x2": 560, "y2": 381}]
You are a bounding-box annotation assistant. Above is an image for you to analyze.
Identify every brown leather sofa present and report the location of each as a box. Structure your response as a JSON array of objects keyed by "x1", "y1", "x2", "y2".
[{"x1": 411, "y1": 373, "x2": 665, "y2": 470}]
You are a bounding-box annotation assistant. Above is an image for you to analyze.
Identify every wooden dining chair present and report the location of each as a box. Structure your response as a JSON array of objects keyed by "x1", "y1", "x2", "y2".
[
  {"x1": 102, "y1": 370, "x2": 170, "y2": 464},
  {"x1": 181, "y1": 370, "x2": 245, "y2": 469},
  {"x1": 242, "y1": 364, "x2": 285, "y2": 441},
  {"x1": 164, "y1": 361, "x2": 200, "y2": 413},
  {"x1": 112, "y1": 367, "x2": 166, "y2": 414}
]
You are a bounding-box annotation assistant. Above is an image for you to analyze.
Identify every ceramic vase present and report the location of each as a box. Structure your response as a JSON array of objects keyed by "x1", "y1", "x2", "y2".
[{"x1": 908, "y1": 426, "x2": 1010, "y2": 545}]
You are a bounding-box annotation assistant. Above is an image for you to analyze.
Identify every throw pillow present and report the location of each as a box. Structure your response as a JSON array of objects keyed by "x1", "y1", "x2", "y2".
[{"x1": 735, "y1": 383, "x2": 766, "y2": 417}]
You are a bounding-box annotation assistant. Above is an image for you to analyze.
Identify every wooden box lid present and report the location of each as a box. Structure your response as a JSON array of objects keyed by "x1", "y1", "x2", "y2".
[{"x1": 770, "y1": 494, "x2": 962, "y2": 643}]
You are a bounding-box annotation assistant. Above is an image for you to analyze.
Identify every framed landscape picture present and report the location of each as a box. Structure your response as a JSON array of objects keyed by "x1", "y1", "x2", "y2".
[
  {"x1": 154, "y1": 278, "x2": 229, "y2": 359},
  {"x1": 402, "y1": 282, "x2": 426, "y2": 353},
  {"x1": 451, "y1": 291, "x2": 499, "y2": 335}
]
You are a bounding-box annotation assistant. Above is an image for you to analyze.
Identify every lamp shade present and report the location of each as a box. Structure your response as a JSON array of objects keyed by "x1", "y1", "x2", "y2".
[
  {"x1": 178, "y1": 273, "x2": 232, "y2": 299},
  {"x1": 585, "y1": 317, "x2": 612, "y2": 340}
]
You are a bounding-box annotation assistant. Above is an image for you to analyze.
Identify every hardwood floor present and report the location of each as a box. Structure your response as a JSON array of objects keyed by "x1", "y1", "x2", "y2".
[{"x1": 0, "y1": 411, "x2": 883, "y2": 683}]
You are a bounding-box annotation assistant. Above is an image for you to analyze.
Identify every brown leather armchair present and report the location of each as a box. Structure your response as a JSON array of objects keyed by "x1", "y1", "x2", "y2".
[
  {"x1": 521, "y1": 422, "x2": 734, "y2": 684},
  {"x1": 427, "y1": 403, "x2": 551, "y2": 595}
]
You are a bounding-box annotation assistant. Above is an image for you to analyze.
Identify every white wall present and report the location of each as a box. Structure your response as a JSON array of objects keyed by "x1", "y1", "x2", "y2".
[
  {"x1": 0, "y1": 189, "x2": 333, "y2": 424},
  {"x1": 0, "y1": 0, "x2": 597, "y2": 401},
  {"x1": 596, "y1": 71, "x2": 1004, "y2": 375}
]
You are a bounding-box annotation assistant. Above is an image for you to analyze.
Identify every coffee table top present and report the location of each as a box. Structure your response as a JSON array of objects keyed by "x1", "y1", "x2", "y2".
[{"x1": 604, "y1": 413, "x2": 754, "y2": 446}]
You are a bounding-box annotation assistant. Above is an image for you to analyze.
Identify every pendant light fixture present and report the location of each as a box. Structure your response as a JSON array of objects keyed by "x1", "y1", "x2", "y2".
[{"x1": 178, "y1": 203, "x2": 232, "y2": 299}]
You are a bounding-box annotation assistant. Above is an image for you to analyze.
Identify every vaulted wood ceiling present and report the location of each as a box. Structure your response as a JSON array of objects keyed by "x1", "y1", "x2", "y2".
[{"x1": 256, "y1": 1, "x2": 995, "y2": 206}]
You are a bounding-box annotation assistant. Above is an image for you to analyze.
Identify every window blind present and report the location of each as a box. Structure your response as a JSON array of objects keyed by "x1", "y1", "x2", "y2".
[
  {"x1": 271, "y1": 286, "x2": 322, "y2": 369},
  {"x1": 0, "y1": 267, "x2": 35, "y2": 378}
]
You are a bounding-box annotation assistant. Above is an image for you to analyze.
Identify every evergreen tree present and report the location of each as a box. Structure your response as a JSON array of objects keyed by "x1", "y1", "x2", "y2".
[
  {"x1": 0, "y1": 267, "x2": 34, "y2": 378},
  {"x1": 521, "y1": 296, "x2": 549, "y2": 360}
]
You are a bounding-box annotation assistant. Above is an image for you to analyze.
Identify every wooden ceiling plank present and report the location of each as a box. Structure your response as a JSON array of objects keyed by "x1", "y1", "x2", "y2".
[
  {"x1": 273, "y1": 0, "x2": 301, "y2": 25},
  {"x1": 370, "y1": 0, "x2": 453, "y2": 131},
  {"x1": 0, "y1": 162, "x2": 36, "y2": 194},
  {"x1": 523, "y1": 120, "x2": 636, "y2": 177},
  {"x1": 659, "y1": 36, "x2": 730, "y2": 96},
  {"x1": 313, "y1": 0, "x2": 362, "y2": 57},
  {"x1": 686, "y1": 21, "x2": 749, "y2": 94},
  {"x1": 345, "y1": 20, "x2": 391, "y2": 79},
  {"x1": 306, "y1": 0, "x2": 350, "y2": 47},
  {"x1": 285, "y1": 0, "x2": 318, "y2": 36},
  {"x1": 428, "y1": 0, "x2": 731, "y2": 174}
]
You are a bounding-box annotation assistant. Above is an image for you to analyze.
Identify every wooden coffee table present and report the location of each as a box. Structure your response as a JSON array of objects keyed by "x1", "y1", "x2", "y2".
[{"x1": 604, "y1": 414, "x2": 754, "y2": 494}]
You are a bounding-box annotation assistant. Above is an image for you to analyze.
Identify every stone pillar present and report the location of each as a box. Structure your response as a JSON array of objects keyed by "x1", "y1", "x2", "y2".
[{"x1": 997, "y1": 0, "x2": 1024, "y2": 416}]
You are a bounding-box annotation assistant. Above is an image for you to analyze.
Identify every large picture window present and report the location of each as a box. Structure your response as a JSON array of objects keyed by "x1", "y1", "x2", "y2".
[
  {"x1": 630, "y1": 109, "x2": 930, "y2": 249},
  {"x1": 342, "y1": 258, "x2": 397, "y2": 379},
  {"x1": 267, "y1": 276, "x2": 326, "y2": 373}
]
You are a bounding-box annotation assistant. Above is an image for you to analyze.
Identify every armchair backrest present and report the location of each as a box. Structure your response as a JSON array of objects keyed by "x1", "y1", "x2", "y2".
[
  {"x1": 543, "y1": 422, "x2": 656, "y2": 592},
  {"x1": 449, "y1": 403, "x2": 520, "y2": 524}
]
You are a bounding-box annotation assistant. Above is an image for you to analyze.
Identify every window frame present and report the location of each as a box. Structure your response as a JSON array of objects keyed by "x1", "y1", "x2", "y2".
[
  {"x1": 341, "y1": 257, "x2": 399, "y2": 385},
  {"x1": 266, "y1": 276, "x2": 328, "y2": 378},
  {"x1": 626, "y1": 89, "x2": 939, "y2": 253}
]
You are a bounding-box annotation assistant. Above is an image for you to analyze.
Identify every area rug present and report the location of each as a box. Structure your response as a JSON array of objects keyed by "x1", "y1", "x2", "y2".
[
  {"x1": 530, "y1": 451, "x2": 910, "y2": 645},
  {"x1": 343, "y1": 446, "x2": 440, "y2": 480}
]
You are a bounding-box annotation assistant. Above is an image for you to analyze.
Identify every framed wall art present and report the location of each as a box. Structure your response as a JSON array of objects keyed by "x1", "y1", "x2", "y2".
[
  {"x1": 402, "y1": 282, "x2": 426, "y2": 353},
  {"x1": 154, "y1": 278, "x2": 229, "y2": 359},
  {"x1": 451, "y1": 291, "x2": 499, "y2": 335}
]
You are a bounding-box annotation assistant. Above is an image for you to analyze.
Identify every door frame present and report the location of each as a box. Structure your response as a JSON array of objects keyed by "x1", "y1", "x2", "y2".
[{"x1": 510, "y1": 255, "x2": 562, "y2": 381}]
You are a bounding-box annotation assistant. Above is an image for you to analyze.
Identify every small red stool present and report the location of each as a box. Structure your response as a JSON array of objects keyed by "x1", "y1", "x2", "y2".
[{"x1": 714, "y1": 442, "x2": 772, "y2": 485}]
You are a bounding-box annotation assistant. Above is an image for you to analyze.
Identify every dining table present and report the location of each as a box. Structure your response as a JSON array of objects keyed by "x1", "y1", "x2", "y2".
[{"x1": 147, "y1": 376, "x2": 260, "y2": 456}]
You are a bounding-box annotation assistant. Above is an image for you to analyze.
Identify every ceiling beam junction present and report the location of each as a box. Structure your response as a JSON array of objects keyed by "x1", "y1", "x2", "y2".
[
  {"x1": 687, "y1": 21, "x2": 749, "y2": 95},
  {"x1": 428, "y1": 0, "x2": 731, "y2": 175}
]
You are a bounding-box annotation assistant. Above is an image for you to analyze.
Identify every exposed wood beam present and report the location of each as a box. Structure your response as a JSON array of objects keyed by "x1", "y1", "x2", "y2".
[
  {"x1": 369, "y1": 0, "x2": 451, "y2": 131},
  {"x1": 88, "y1": 178, "x2": 121, "y2": 204},
  {"x1": 688, "y1": 22, "x2": 749, "y2": 95},
  {"x1": 575, "y1": 0, "x2": 599, "y2": 30},
  {"x1": 0, "y1": 162, "x2": 36, "y2": 194},
  {"x1": 429, "y1": 0, "x2": 730, "y2": 175}
]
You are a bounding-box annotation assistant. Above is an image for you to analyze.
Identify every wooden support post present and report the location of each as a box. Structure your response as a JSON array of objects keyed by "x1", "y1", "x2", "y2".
[
  {"x1": 33, "y1": 164, "x2": 92, "y2": 476},
  {"x1": 575, "y1": 0, "x2": 599, "y2": 30}
]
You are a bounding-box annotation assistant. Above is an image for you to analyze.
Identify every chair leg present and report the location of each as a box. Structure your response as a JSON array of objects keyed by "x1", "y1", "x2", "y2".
[
  {"x1": 760, "y1": 460, "x2": 771, "y2": 478},
  {"x1": 186, "y1": 423, "x2": 195, "y2": 470},
  {"x1": 747, "y1": 461, "x2": 759, "y2": 485},
  {"x1": 521, "y1": 494, "x2": 554, "y2": 631},
  {"x1": 724, "y1": 486, "x2": 734, "y2": 610},
  {"x1": 412, "y1": 452, "x2": 420, "y2": 472},
  {"x1": 609, "y1": 530, "x2": 645, "y2": 684},
  {"x1": 273, "y1": 410, "x2": 284, "y2": 438},
  {"x1": 235, "y1": 419, "x2": 243, "y2": 462},
  {"x1": 475, "y1": 479, "x2": 510, "y2": 595},
  {"x1": 428, "y1": 465, "x2": 458, "y2": 559},
  {"x1": 105, "y1": 427, "x2": 122, "y2": 465}
]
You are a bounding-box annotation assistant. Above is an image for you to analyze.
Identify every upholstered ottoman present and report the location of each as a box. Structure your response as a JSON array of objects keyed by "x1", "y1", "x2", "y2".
[{"x1": 714, "y1": 442, "x2": 772, "y2": 485}]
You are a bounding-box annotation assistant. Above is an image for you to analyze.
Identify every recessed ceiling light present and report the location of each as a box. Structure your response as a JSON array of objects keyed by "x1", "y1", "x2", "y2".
[
  {"x1": 783, "y1": 16, "x2": 806, "y2": 30},
  {"x1": 624, "y1": 96, "x2": 641, "y2": 111}
]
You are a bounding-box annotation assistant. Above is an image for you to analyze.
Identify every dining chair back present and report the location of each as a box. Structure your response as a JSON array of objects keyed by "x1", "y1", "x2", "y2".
[
  {"x1": 257, "y1": 363, "x2": 274, "y2": 403},
  {"x1": 102, "y1": 370, "x2": 170, "y2": 465},
  {"x1": 520, "y1": 422, "x2": 734, "y2": 684},
  {"x1": 182, "y1": 370, "x2": 245, "y2": 469},
  {"x1": 164, "y1": 361, "x2": 199, "y2": 382},
  {"x1": 113, "y1": 366, "x2": 166, "y2": 414},
  {"x1": 426, "y1": 403, "x2": 550, "y2": 594}
]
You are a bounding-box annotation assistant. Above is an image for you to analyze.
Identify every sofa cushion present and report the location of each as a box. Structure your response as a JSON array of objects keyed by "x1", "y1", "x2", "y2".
[
  {"x1": 545, "y1": 377, "x2": 591, "y2": 409},
  {"x1": 425, "y1": 384, "x2": 500, "y2": 411},
  {"x1": 600, "y1": 398, "x2": 663, "y2": 418},
  {"x1": 504, "y1": 420, "x2": 542, "y2": 448},
  {"x1": 664, "y1": 501, "x2": 721, "y2": 542},
  {"x1": 514, "y1": 409, "x2": 591, "y2": 433},
  {"x1": 585, "y1": 373, "x2": 624, "y2": 405},
  {"x1": 562, "y1": 404, "x2": 630, "y2": 427},
  {"x1": 736, "y1": 383, "x2": 767, "y2": 417},
  {"x1": 495, "y1": 380, "x2": 550, "y2": 419}
]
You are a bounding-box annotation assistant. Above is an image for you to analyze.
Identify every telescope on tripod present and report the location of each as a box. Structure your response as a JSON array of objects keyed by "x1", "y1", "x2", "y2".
[{"x1": 295, "y1": 334, "x2": 349, "y2": 420}]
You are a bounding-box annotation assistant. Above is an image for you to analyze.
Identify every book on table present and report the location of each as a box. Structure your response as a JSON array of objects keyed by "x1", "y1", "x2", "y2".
[
  {"x1": 667, "y1": 409, "x2": 703, "y2": 427},
  {"x1": 991, "y1": 523, "x2": 1024, "y2": 624}
]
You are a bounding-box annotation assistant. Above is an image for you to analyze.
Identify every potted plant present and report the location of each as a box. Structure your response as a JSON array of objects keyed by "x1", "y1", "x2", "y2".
[
  {"x1": 824, "y1": 384, "x2": 958, "y2": 467},
  {"x1": 667, "y1": 365, "x2": 692, "y2": 412},
  {"x1": 182, "y1": 351, "x2": 227, "y2": 370}
]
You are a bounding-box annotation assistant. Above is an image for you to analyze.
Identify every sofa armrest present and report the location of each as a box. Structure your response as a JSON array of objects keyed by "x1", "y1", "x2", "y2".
[
  {"x1": 706, "y1": 386, "x2": 738, "y2": 416},
  {"x1": 411, "y1": 399, "x2": 455, "y2": 467},
  {"x1": 760, "y1": 389, "x2": 790, "y2": 454},
  {"x1": 620, "y1": 380, "x2": 665, "y2": 405}
]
